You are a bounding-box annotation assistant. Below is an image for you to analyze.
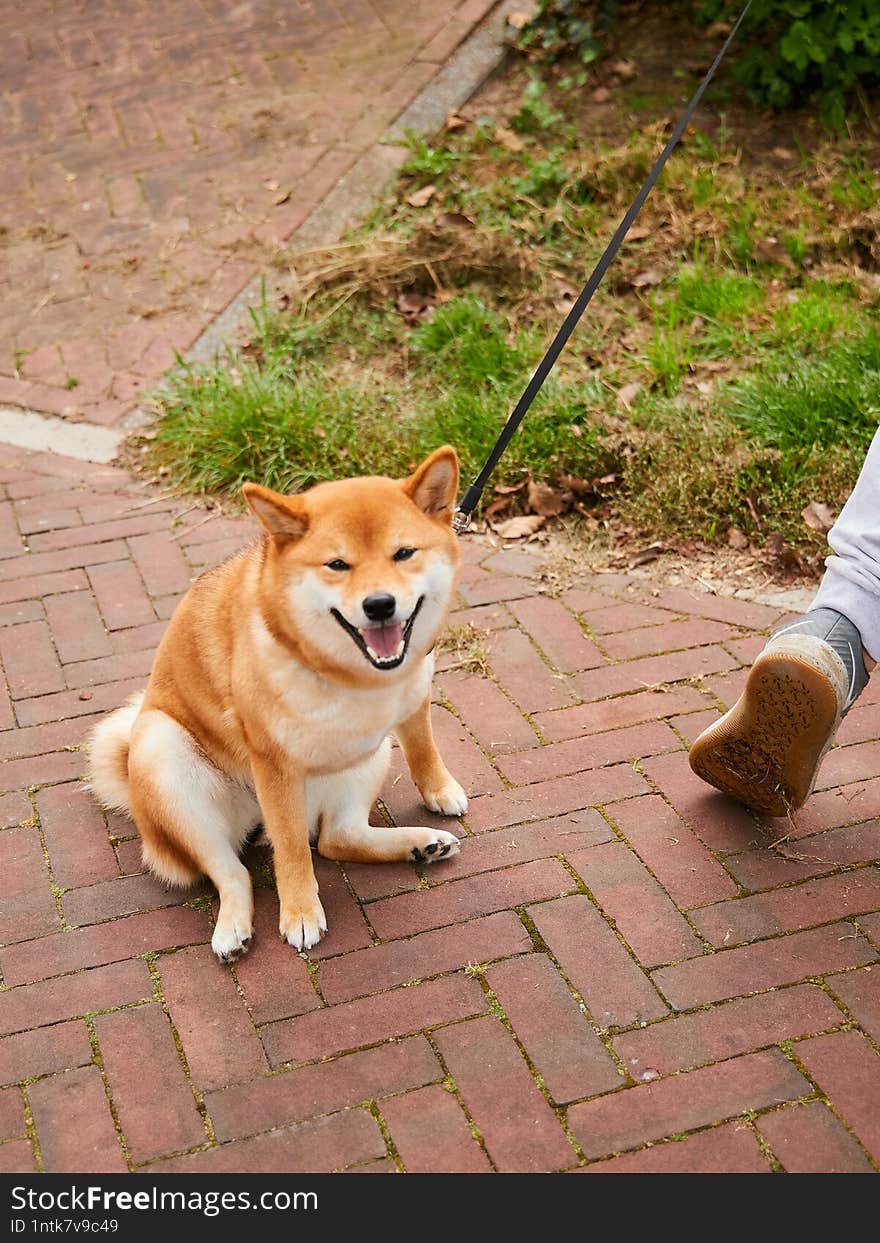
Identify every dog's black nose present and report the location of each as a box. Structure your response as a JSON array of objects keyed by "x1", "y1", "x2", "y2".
[{"x1": 363, "y1": 593, "x2": 396, "y2": 622}]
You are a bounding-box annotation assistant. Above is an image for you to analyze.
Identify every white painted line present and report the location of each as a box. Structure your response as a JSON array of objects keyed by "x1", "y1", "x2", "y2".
[{"x1": 0, "y1": 406, "x2": 123, "y2": 464}]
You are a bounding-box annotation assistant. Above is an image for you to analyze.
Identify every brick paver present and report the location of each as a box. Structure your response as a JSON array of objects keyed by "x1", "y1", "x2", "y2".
[
  {"x1": 0, "y1": 0, "x2": 497, "y2": 426},
  {"x1": 1, "y1": 435, "x2": 879, "y2": 1175}
]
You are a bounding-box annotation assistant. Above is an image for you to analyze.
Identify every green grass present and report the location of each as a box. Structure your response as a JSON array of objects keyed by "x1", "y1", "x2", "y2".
[
  {"x1": 729, "y1": 330, "x2": 880, "y2": 451},
  {"x1": 399, "y1": 133, "x2": 461, "y2": 181},
  {"x1": 827, "y1": 152, "x2": 877, "y2": 212},
  {"x1": 671, "y1": 265, "x2": 763, "y2": 325},
  {"x1": 411, "y1": 296, "x2": 525, "y2": 388},
  {"x1": 772, "y1": 282, "x2": 863, "y2": 347},
  {"x1": 142, "y1": 63, "x2": 880, "y2": 553},
  {"x1": 511, "y1": 74, "x2": 564, "y2": 133},
  {"x1": 151, "y1": 297, "x2": 614, "y2": 498},
  {"x1": 644, "y1": 319, "x2": 692, "y2": 396}
]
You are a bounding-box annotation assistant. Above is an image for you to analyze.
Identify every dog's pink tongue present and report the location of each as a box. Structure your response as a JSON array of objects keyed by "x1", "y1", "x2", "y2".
[{"x1": 360, "y1": 622, "x2": 404, "y2": 660}]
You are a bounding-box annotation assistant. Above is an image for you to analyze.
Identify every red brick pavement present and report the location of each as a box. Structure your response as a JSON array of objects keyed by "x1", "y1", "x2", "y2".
[
  {"x1": 0, "y1": 0, "x2": 497, "y2": 426},
  {"x1": 1, "y1": 442, "x2": 879, "y2": 1174}
]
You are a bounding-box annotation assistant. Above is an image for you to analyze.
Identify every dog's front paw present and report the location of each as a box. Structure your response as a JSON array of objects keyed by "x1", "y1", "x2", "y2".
[
  {"x1": 420, "y1": 776, "x2": 468, "y2": 816},
  {"x1": 279, "y1": 895, "x2": 327, "y2": 951},
  {"x1": 212, "y1": 913, "x2": 253, "y2": 965},
  {"x1": 410, "y1": 829, "x2": 461, "y2": 864}
]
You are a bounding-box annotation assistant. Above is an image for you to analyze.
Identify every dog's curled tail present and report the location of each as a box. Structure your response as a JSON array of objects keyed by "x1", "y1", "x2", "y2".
[{"x1": 86, "y1": 691, "x2": 145, "y2": 816}]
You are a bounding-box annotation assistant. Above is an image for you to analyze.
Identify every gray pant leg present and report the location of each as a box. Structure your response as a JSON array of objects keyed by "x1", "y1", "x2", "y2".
[{"x1": 812, "y1": 425, "x2": 880, "y2": 661}]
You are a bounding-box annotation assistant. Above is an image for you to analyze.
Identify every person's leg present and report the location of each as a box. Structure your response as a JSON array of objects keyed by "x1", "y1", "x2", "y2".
[
  {"x1": 811, "y1": 425, "x2": 880, "y2": 665},
  {"x1": 689, "y1": 427, "x2": 880, "y2": 815}
]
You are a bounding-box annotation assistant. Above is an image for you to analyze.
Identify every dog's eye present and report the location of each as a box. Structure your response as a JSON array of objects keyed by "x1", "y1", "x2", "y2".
[
  {"x1": 326, "y1": 559, "x2": 350, "y2": 572},
  {"x1": 393, "y1": 547, "x2": 416, "y2": 562}
]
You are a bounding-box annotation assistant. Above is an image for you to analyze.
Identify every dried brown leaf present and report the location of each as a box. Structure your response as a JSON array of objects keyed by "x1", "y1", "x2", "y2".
[
  {"x1": 396, "y1": 291, "x2": 433, "y2": 315},
  {"x1": 765, "y1": 532, "x2": 785, "y2": 555},
  {"x1": 491, "y1": 513, "x2": 546, "y2": 539},
  {"x1": 484, "y1": 496, "x2": 513, "y2": 520},
  {"x1": 727, "y1": 526, "x2": 749, "y2": 550},
  {"x1": 610, "y1": 59, "x2": 637, "y2": 80},
  {"x1": 406, "y1": 184, "x2": 436, "y2": 208},
  {"x1": 495, "y1": 126, "x2": 525, "y2": 153},
  {"x1": 630, "y1": 269, "x2": 662, "y2": 288},
  {"x1": 616, "y1": 381, "x2": 642, "y2": 410},
  {"x1": 755, "y1": 236, "x2": 794, "y2": 268},
  {"x1": 437, "y1": 211, "x2": 475, "y2": 229},
  {"x1": 802, "y1": 501, "x2": 835, "y2": 533},
  {"x1": 559, "y1": 473, "x2": 594, "y2": 497},
  {"x1": 764, "y1": 531, "x2": 801, "y2": 572},
  {"x1": 527, "y1": 479, "x2": 570, "y2": 517},
  {"x1": 629, "y1": 543, "x2": 665, "y2": 567}
]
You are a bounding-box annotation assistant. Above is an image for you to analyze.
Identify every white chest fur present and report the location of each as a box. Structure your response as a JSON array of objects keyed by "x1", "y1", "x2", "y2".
[{"x1": 247, "y1": 617, "x2": 433, "y2": 774}]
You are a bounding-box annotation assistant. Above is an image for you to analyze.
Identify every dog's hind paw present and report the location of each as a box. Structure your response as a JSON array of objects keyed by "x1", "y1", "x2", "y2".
[{"x1": 410, "y1": 829, "x2": 461, "y2": 864}]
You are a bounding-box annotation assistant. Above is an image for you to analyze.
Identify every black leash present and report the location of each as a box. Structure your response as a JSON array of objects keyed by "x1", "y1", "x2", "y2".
[{"x1": 453, "y1": 0, "x2": 754, "y2": 533}]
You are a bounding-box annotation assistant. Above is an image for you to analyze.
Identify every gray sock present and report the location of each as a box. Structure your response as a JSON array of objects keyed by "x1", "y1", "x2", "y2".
[{"x1": 768, "y1": 608, "x2": 869, "y2": 713}]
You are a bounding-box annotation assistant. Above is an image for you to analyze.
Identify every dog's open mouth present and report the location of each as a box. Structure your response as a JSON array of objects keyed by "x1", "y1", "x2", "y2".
[{"x1": 331, "y1": 597, "x2": 424, "y2": 671}]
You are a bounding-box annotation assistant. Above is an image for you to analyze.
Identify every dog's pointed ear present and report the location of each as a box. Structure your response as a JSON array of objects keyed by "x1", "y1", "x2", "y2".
[
  {"x1": 242, "y1": 483, "x2": 308, "y2": 542},
  {"x1": 402, "y1": 446, "x2": 459, "y2": 523}
]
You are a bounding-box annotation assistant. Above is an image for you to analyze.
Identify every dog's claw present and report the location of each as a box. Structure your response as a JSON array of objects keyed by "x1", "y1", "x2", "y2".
[
  {"x1": 279, "y1": 898, "x2": 327, "y2": 951},
  {"x1": 411, "y1": 831, "x2": 460, "y2": 864},
  {"x1": 217, "y1": 943, "x2": 247, "y2": 965}
]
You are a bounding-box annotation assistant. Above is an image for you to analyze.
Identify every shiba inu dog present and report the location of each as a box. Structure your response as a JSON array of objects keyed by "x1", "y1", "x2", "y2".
[{"x1": 87, "y1": 447, "x2": 466, "y2": 963}]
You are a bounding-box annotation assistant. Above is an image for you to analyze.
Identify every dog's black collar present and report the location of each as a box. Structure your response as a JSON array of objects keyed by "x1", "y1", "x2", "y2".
[{"x1": 331, "y1": 596, "x2": 425, "y2": 671}]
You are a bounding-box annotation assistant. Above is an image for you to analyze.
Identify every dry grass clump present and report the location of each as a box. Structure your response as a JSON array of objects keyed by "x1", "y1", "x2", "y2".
[{"x1": 282, "y1": 219, "x2": 539, "y2": 315}]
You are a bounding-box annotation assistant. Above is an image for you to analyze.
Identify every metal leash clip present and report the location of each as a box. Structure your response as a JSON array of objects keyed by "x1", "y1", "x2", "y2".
[{"x1": 452, "y1": 507, "x2": 471, "y2": 536}]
